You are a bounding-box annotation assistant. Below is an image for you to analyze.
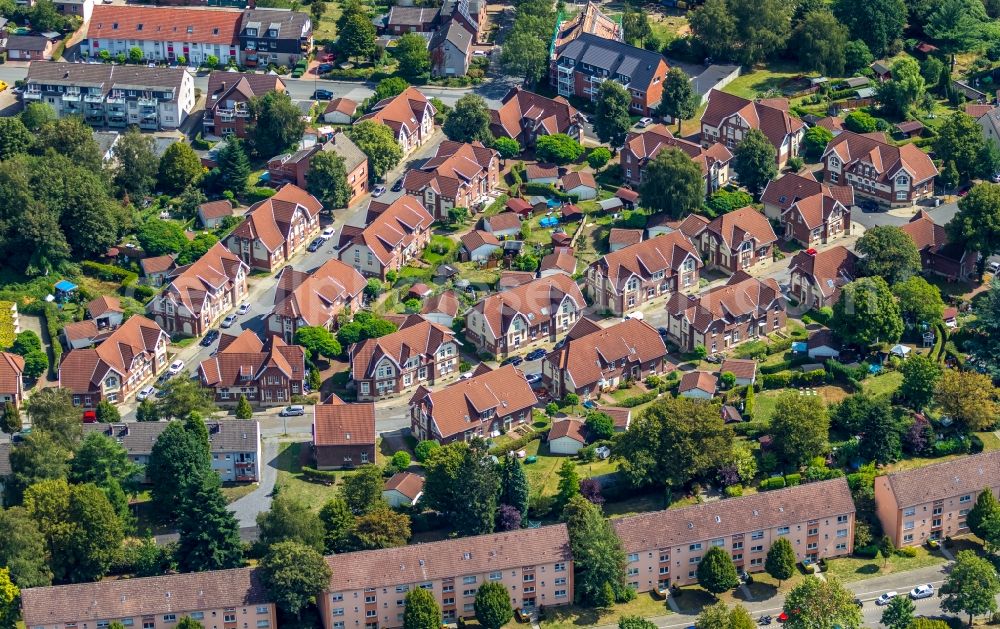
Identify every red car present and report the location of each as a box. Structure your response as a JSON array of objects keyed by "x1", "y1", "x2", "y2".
[
  {"x1": 777, "y1": 612, "x2": 789, "y2": 622},
  {"x1": 82, "y1": 410, "x2": 97, "y2": 423},
  {"x1": 319, "y1": 52, "x2": 335, "y2": 62}
]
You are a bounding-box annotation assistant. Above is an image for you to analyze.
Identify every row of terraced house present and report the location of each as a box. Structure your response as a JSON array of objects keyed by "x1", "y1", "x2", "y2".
[{"x1": 19, "y1": 453, "x2": 1000, "y2": 629}]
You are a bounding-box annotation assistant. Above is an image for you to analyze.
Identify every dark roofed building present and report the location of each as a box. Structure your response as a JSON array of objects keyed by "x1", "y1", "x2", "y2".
[
  {"x1": 238, "y1": 8, "x2": 314, "y2": 67},
  {"x1": 313, "y1": 394, "x2": 377, "y2": 469}
]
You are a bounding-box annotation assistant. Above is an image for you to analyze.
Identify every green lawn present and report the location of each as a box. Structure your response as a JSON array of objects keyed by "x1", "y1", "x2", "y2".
[
  {"x1": 314, "y1": 1, "x2": 342, "y2": 41},
  {"x1": 861, "y1": 371, "x2": 904, "y2": 397},
  {"x1": 825, "y1": 547, "x2": 946, "y2": 583},
  {"x1": 539, "y1": 591, "x2": 669, "y2": 629},
  {"x1": 422, "y1": 235, "x2": 458, "y2": 265},
  {"x1": 521, "y1": 439, "x2": 618, "y2": 499},
  {"x1": 274, "y1": 441, "x2": 342, "y2": 511}
]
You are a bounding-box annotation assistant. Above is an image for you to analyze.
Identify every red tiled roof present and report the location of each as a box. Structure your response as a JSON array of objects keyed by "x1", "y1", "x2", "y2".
[
  {"x1": 326, "y1": 97, "x2": 358, "y2": 116},
  {"x1": 824, "y1": 131, "x2": 938, "y2": 185},
  {"x1": 666, "y1": 274, "x2": 784, "y2": 334},
  {"x1": 526, "y1": 163, "x2": 559, "y2": 180},
  {"x1": 966, "y1": 103, "x2": 994, "y2": 119},
  {"x1": 230, "y1": 184, "x2": 321, "y2": 253},
  {"x1": 140, "y1": 254, "x2": 176, "y2": 276},
  {"x1": 506, "y1": 198, "x2": 532, "y2": 214},
  {"x1": 540, "y1": 249, "x2": 577, "y2": 275},
  {"x1": 356, "y1": 87, "x2": 435, "y2": 139},
  {"x1": 199, "y1": 199, "x2": 236, "y2": 220},
  {"x1": 88, "y1": 5, "x2": 242, "y2": 45},
  {"x1": 350, "y1": 317, "x2": 455, "y2": 381},
  {"x1": 719, "y1": 358, "x2": 756, "y2": 381},
  {"x1": 678, "y1": 370, "x2": 717, "y2": 394},
  {"x1": 199, "y1": 336, "x2": 305, "y2": 388},
  {"x1": 86, "y1": 295, "x2": 122, "y2": 318},
  {"x1": 761, "y1": 172, "x2": 854, "y2": 213},
  {"x1": 616, "y1": 187, "x2": 639, "y2": 202},
  {"x1": 593, "y1": 231, "x2": 701, "y2": 294},
  {"x1": 549, "y1": 419, "x2": 586, "y2": 443},
  {"x1": 561, "y1": 171, "x2": 596, "y2": 191},
  {"x1": 788, "y1": 245, "x2": 858, "y2": 299},
  {"x1": 546, "y1": 318, "x2": 666, "y2": 390},
  {"x1": 0, "y1": 352, "x2": 24, "y2": 395},
  {"x1": 422, "y1": 290, "x2": 460, "y2": 317},
  {"x1": 461, "y1": 229, "x2": 501, "y2": 253},
  {"x1": 491, "y1": 87, "x2": 583, "y2": 141},
  {"x1": 157, "y1": 242, "x2": 247, "y2": 315},
  {"x1": 608, "y1": 228, "x2": 643, "y2": 247},
  {"x1": 469, "y1": 274, "x2": 585, "y2": 341},
  {"x1": 624, "y1": 124, "x2": 732, "y2": 177},
  {"x1": 704, "y1": 206, "x2": 777, "y2": 250},
  {"x1": 313, "y1": 396, "x2": 376, "y2": 447},
  {"x1": 270, "y1": 259, "x2": 367, "y2": 327},
  {"x1": 881, "y1": 451, "x2": 1000, "y2": 508},
  {"x1": 404, "y1": 140, "x2": 497, "y2": 201},
  {"x1": 701, "y1": 90, "x2": 804, "y2": 153},
  {"x1": 59, "y1": 316, "x2": 168, "y2": 395},
  {"x1": 482, "y1": 211, "x2": 522, "y2": 233},
  {"x1": 384, "y1": 471, "x2": 424, "y2": 500},
  {"x1": 339, "y1": 195, "x2": 434, "y2": 266}
]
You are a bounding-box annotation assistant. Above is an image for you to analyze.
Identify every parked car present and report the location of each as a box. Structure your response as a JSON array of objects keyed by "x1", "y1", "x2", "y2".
[
  {"x1": 524, "y1": 373, "x2": 542, "y2": 385},
  {"x1": 657, "y1": 326, "x2": 669, "y2": 337},
  {"x1": 391, "y1": 178, "x2": 404, "y2": 192},
  {"x1": 200, "y1": 329, "x2": 220, "y2": 346},
  {"x1": 136, "y1": 386, "x2": 156, "y2": 401},
  {"x1": 637, "y1": 117, "x2": 653, "y2": 128},
  {"x1": 167, "y1": 360, "x2": 185, "y2": 376},
  {"x1": 582, "y1": 400, "x2": 597, "y2": 409},
  {"x1": 237, "y1": 302, "x2": 251, "y2": 316},
  {"x1": 221, "y1": 314, "x2": 237, "y2": 328},
  {"x1": 372, "y1": 184, "x2": 386, "y2": 197},
  {"x1": 989, "y1": 261, "x2": 1000, "y2": 274},
  {"x1": 321, "y1": 226, "x2": 336, "y2": 240},
  {"x1": 317, "y1": 63, "x2": 335, "y2": 73},
  {"x1": 875, "y1": 592, "x2": 898, "y2": 606},
  {"x1": 459, "y1": 371, "x2": 473, "y2": 380},
  {"x1": 279, "y1": 405, "x2": 305, "y2": 417},
  {"x1": 909, "y1": 585, "x2": 934, "y2": 600},
  {"x1": 500, "y1": 355, "x2": 523, "y2": 367},
  {"x1": 525, "y1": 348, "x2": 547, "y2": 361},
  {"x1": 312, "y1": 89, "x2": 333, "y2": 100},
  {"x1": 82, "y1": 410, "x2": 98, "y2": 423},
  {"x1": 307, "y1": 237, "x2": 324, "y2": 253}
]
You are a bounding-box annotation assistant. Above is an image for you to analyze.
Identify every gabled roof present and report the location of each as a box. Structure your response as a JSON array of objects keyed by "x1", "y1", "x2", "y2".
[
  {"x1": 387, "y1": 6, "x2": 440, "y2": 26},
  {"x1": 525, "y1": 163, "x2": 559, "y2": 180},
  {"x1": 900, "y1": 210, "x2": 968, "y2": 264},
  {"x1": 788, "y1": 245, "x2": 857, "y2": 299},
  {"x1": 678, "y1": 370, "x2": 717, "y2": 394},
  {"x1": 719, "y1": 358, "x2": 756, "y2": 381},
  {"x1": 880, "y1": 451, "x2": 1000, "y2": 508},
  {"x1": 403, "y1": 140, "x2": 497, "y2": 200},
  {"x1": 409, "y1": 364, "x2": 536, "y2": 439},
  {"x1": 313, "y1": 395, "x2": 376, "y2": 447},
  {"x1": 549, "y1": 419, "x2": 586, "y2": 443},
  {"x1": 490, "y1": 87, "x2": 583, "y2": 140},
  {"x1": 422, "y1": 290, "x2": 461, "y2": 318},
  {"x1": 594, "y1": 231, "x2": 702, "y2": 294},
  {"x1": 562, "y1": 170, "x2": 597, "y2": 191},
  {"x1": 87, "y1": 5, "x2": 242, "y2": 45},
  {"x1": 482, "y1": 211, "x2": 521, "y2": 233},
  {"x1": 199, "y1": 335, "x2": 305, "y2": 388},
  {"x1": 239, "y1": 8, "x2": 312, "y2": 40},
  {"x1": 667, "y1": 274, "x2": 785, "y2": 334},
  {"x1": 338, "y1": 195, "x2": 434, "y2": 265},
  {"x1": 556, "y1": 33, "x2": 667, "y2": 94},
  {"x1": 87, "y1": 295, "x2": 123, "y2": 319},
  {"x1": 469, "y1": 274, "x2": 585, "y2": 338},
  {"x1": 351, "y1": 317, "x2": 456, "y2": 380},
  {"x1": 140, "y1": 254, "x2": 176, "y2": 276},
  {"x1": 325, "y1": 97, "x2": 358, "y2": 116},
  {"x1": 609, "y1": 228, "x2": 643, "y2": 248},
  {"x1": 539, "y1": 249, "x2": 577, "y2": 275},
  {"x1": 198, "y1": 199, "x2": 236, "y2": 220},
  {"x1": 461, "y1": 230, "x2": 501, "y2": 253},
  {"x1": 384, "y1": 471, "x2": 424, "y2": 500},
  {"x1": 206, "y1": 71, "x2": 284, "y2": 108},
  {"x1": 497, "y1": 270, "x2": 536, "y2": 290},
  {"x1": 356, "y1": 87, "x2": 436, "y2": 139},
  {"x1": 701, "y1": 90, "x2": 804, "y2": 151},
  {"x1": 546, "y1": 318, "x2": 666, "y2": 389},
  {"x1": 59, "y1": 316, "x2": 168, "y2": 395},
  {"x1": 761, "y1": 172, "x2": 853, "y2": 213},
  {"x1": 553, "y1": 1, "x2": 623, "y2": 54},
  {"x1": 230, "y1": 184, "x2": 321, "y2": 252},
  {"x1": 703, "y1": 206, "x2": 777, "y2": 250},
  {"x1": 624, "y1": 124, "x2": 732, "y2": 176},
  {"x1": 0, "y1": 352, "x2": 24, "y2": 394},
  {"x1": 270, "y1": 258, "x2": 367, "y2": 327},
  {"x1": 823, "y1": 131, "x2": 938, "y2": 184},
  {"x1": 157, "y1": 242, "x2": 247, "y2": 315}
]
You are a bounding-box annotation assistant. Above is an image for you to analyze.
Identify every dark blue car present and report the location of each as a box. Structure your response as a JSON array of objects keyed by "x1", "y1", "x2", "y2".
[{"x1": 525, "y1": 348, "x2": 546, "y2": 361}]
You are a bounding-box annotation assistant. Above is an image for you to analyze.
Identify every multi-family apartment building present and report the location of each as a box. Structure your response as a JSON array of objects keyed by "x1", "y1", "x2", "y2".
[
  {"x1": 621, "y1": 124, "x2": 733, "y2": 196},
  {"x1": 760, "y1": 173, "x2": 853, "y2": 246},
  {"x1": 266, "y1": 259, "x2": 367, "y2": 342},
  {"x1": 464, "y1": 274, "x2": 586, "y2": 357},
  {"x1": 664, "y1": 273, "x2": 787, "y2": 353},
  {"x1": 267, "y1": 131, "x2": 369, "y2": 205},
  {"x1": 788, "y1": 246, "x2": 858, "y2": 309},
  {"x1": 355, "y1": 87, "x2": 436, "y2": 155},
  {"x1": 81, "y1": 5, "x2": 242, "y2": 65},
  {"x1": 403, "y1": 140, "x2": 499, "y2": 220},
  {"x1": 350, "y1": 315, "x2": 459, "y2": 401},
  {"x1": 700, "y1": 90, "x2": 804, "y2": 168},
  {"x1": 430, "y1": 19, "x2": 474, "y2": 78},
  {"x1": 489, "y1": 87, "x2": 586, "y2": 148},
  {"x1": 900, "y1": 210, "x2": 977, "y2": 281},
  {"x1": 552, "y1": 33, "x2": 669, "y2": 115},
  {"x1": 147, "y1": 242, "x2": 249, "y2": 337},
  {"x1": 549, "y1": 2, "x2": 622, "y2": 86},
  {"x1": 689, "y1": 206, "x2": 778, "y2": 275},
  {"x1": 585, "y1": 231, "x2": 702, "y2": 316},
  {"x1": 224, "y1": 183, "x2": 322, "y2": 272},
  {"x1": 312, "y1": 394, "x2": 377, "y2": 469},
  {"x1": 20, "y1": 567, "x2": 276, "y2": 629},
  {"x1": 198, "y1": 330, "x2": 306, "y2": 406},
  {"x1": 410, "y1": 364, "x2": 537, "y2": 443},
  {"x1": 238, "y1": 8, "x2": 313, "y2": 68},
  {"x1": 58, "y1": 315, "x2": 169, "y2": 408},
  {"x1": 82, "y1": 419, "x2": 261, "y2": 482},
  {"x1": 874, "y1": 451, "x2": 1000, "y2": 547},
  {"x1": 542, "y1": 318, "x2": 668, "y2": 399},
  {"x1": 337, "y1": 196, "x2": 434, "y2": 280},
  {"x1": 821, "y1": 131, "x2": 937, "y2": 208},
  {"x1": 203, "y1": 71, "x2": 285, "y2": 139},
  {"x1": 613, "y1": 478, "x2": 855, "y2": 591},
  {"x1": 317, "y1": 524, "x2": 573, "y2": 629},
  {"x1": 24, "y1": 61, "x2": 195, "y2": 130},
  {"x1": 0, "y1": 352, "x2": 25, "y2": 410}
]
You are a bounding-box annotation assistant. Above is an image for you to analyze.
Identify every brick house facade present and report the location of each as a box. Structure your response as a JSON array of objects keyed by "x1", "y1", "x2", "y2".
[
  {"x1": 225, "y1": 183, "x2": 322, "y2": 273},
  {"x1": 198, "y1": 331, "x2": 306, "y2": 406},
  {"x1": 700, "y1": 90, "x2": 804, "y2": 169},
  {"x1": 821, "y1": 131, "x2": 937, "y2": 208},
  {"x1": 312, "y1": 394, "x2": 376, "y2": 469},
  {"x1": 337, "y1": 196, "x2": 434, "y2": 280},
  {"x1": 266, "y1": 259, "x2": 367, "y2": 342},
  {"x1": 403, "y1": 140, "x2": 499, "y2": 221},
  {"x1": 621, "y1": 124, "x2": 732, "y2": 196},
  {"x1": 203, "y1": 71, "x2": 285, "y2": 139}
]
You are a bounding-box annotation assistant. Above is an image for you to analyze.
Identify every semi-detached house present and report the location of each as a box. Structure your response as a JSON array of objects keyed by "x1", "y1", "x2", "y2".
[
  {"x1": 788, "y1": 246, "x2": 858, "y2": 309},
  {"x1": 409, "y1": 363, "x2": 537, "y2": 443},
  {"x1": 203, "y1": 71, "x2": 285, "y2": 139},
  {"x1": 266, "y1": 259, "x2": 367, "y2": 342},
  {"x1": 900, "y1": 210, "x2": 977, "y2": 281},
  {"x1": 489, "y1": 87, "x2": 586, "y2": 148},
  {"x1": 614, "y1": 478, "x2": 855, "y2": 591},
  {"x1": 337, "y1": 195, "x2": 434, "y2": 280},
  {"x1": 821, "y1": 131, "x2": 937, "y2": 208},
  {"x1": 82, "y1": 5, "x2": 242, "y2": 65},
  {"x1": 542, "y1": 318, "x2": 668, "y2": 399},
  {"x1": 875, "y1": 450, "x2": 1000, "y2": 547},
  {"x1": 238, "y1": 8, "x2": 313, "y2": 68},
  {"x1": 198, "y1": 330, "x2": 306, "y2": 406},
  {"x1": 225, "y1": 183, "x2": 322, "y2": 273},
  {"x1": 760, "y1": 172, "x2": 854, "y2": 247},
  {"x1": 585, "y1": 231, "x2": 702, "y2": 317},
  {"x1": 700, "y1": 90, "x2": 804, "y2": 169},
  {"x1": 621, "y1": 124, "x2": 733, "y2": 196},
  {"x1": 350, "y1": 314, "x2": 460, "y2": 401},
  {"x1": 464, "y1": 274, "x2": 585, "y2": 358},
  {"x1": 59, "y1": 315, "x2": 169, "y2": 409},
  {"x1": 688, "y1": 206, "x2": 778, "y2": 276},
  {"x1": 403, "y1": 140, "x2": 499, "y2": 221},
  {"x1": 147, "y1": 241, "x2": 249, "y2": 337},
  {"x1": 355, "y1": 87, "x2": 436, "y2": 156}
]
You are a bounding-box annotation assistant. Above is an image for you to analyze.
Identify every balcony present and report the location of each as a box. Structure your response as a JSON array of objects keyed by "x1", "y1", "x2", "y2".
[
  {"x1": 83, "y1": 93, "x2": 104, "y2": 103},
  {"x1": 106, "y1": 93, "x2": 125, "y2": 104},
  {"x1": 23, "y1": 90, "x2": 42, "y2": 100},
  {"x1": 138, "y1": 96, "x2": 158, "y2": 107},
  {"x1": 62, "y1": 91, "x2": 81, "y2": 102}
]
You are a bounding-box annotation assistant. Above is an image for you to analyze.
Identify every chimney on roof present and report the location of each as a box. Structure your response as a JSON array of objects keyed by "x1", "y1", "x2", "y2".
[{"x1": 221, "y1": 81, "x2": 226, "y2": 91}]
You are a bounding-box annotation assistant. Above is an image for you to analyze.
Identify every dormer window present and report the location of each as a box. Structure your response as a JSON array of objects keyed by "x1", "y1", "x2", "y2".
[
  {"x1": 187, "y1": 25, "x2": 194, "y2": 33},
  {"x1": 829, "y1": 157, "x2": 839, "y2": 167}
]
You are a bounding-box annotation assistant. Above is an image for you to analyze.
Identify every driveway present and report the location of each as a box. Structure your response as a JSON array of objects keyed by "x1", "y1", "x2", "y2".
[{"x1": 227, "y1": 439, "x2": 279, "y2": 529}]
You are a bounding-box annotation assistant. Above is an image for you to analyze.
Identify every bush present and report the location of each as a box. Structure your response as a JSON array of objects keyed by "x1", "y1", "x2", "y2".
[
  {"x1": 43, "y1": 303, "x2": 62, "y2": 379},
  {"x1": 522, "y1": 181, "x2": 580, "y2": 203},
  {"x1": 724, "y1": 485, "x2": 743, "y2": 497},
  {"x1": 132, "y1": 285, "x2": 157, "y2": 302},
  {"x1": 896, "y1": 546, "x2": 918, "y2": 558},
  {"x1": 735, "y1": 340, "x2": 769, "y2": 360},
  {"x1": 245, "y1": 187, "x2": 276, "y2": 202},
  {"x1": 81, "y1": 260, "x2": 138, "y2": 286},
  {"x1": 0, "y1": 301, "x2": 15, "y2": 349},
  {"x1": 784, "y1": 473, "x2": 801, "y2": 487},
  {"x1": 971, "y1": 434, "x2": 985, "y2": 453},
  {"x1": 301, "y1": 466, "x2": 338, "y2": 484},
  {"x1": 414, "y1": 440, "x2": 440, "y2": 462},
  {"x1": 619, "y1": 390, "x2": 658, "y2": 407},
  {"x1": 760, "y1": 476, "x2": 786, "y2": 491},
  {"x1": 489, "y1": 424, "x2": 547, "y2": 456}
]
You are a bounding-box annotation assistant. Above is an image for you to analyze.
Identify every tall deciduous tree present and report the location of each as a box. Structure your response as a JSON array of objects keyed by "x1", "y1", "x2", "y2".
[
  {"x1": 394, "y1": 32, "x2": 431, "y2": 79},
  {"x1": 294, "y1": 326, "x2": 342, "y2": 362},
  {"x1": 783, "y1": 576, "x2": 863, "y2": 629},
  {"x1": 256, "y1": 494, "x2": 326, "y2": 553},
  {"x1": 729, "y1": 0, "x2": 792, "y2": 65},
  {"x1": 657, "y1": 68, "x2": 697, "y2": 131},
  {"x1": 306, "y1": 151, "x2": 351, "y2": 210},
  {"x1": 639, "y1": 148, "x2": 704, "y2": 219},
  {"x1": 319, "y1": 496, "x2": 355, "y2": 554},
  {"x1": 690, "y1": 0, "x2": 737, "y2": 60},
  {"x1": 765, "y1": 538, "x2": 796, "y2": 586},
  {"x1": 499, "y1": 30, "x2": 549, "y2": 86},
  {"x1": 934, "y1": 369, "x2": 1000, "y2": 431},
  {"x1": 935, "y1": 112, "x2": 987, "y2": 182},
  {"x1": 137, "y1": 218, "x2": 189, "y2": 257},
  {"x1": 613, "y1": 397, "x2": 733, "y2": 489},
  {"x1": 0, "y1": 117, "x2": 32, "y2": 160},
  {"x1": 694, "y1": 602, "x2": 755, "y2": 629},
  {"x1": 259, "y1": 541, "x2": 331, "y2": 618},
  {"x1": 175, "y1": 470, "x2": 243, "y2": 572},
  {"x1": 793, "y1": 10, "x2": 848, "y2": 75},
  {"x1": 0, "y1": 568, "x2": 18, "y2": 629},
  {"x1": 423, "y1": 440, "x2": 499, "y2": 536},
  {"x1": 443, "y1": 94, "x2": 494, "y2": 145},
  {"x1": 892, "y1": 276, "x2": 944, "y2": 326},
  {"x1": 899, "y1": 355, "x2": 942, "y2": 410},
  {"x1": 593, "y1": 81, "x2": 632, "y2": 149},
  {"x1": 112, "y1": 127, "x2": 160, "y2": 200},
  {"x1": 831, "y1": 277, "x2": 904, "y2": 346},
  {"x1": 349, "y1": 505, "x2": 411, "y2": 550},
  {"x1": 156, "y1": 377, "x2": 217, "y2": 420},
  {"x1": 622, "y1": 8, "x2": 653, "y2": 47},
  {"x1": 833, "y1": 0, "x2": 905, "y2": 57},
  {"x1": 474, "y1": 582, "x2": 514, "y2": 629},
  {"x1": 858, "y1": 405, "x2": 905, "y2": 464},
  {"x1": 341, "y1": 464, "x2": 387, "y2": 516},
  {"x1": 339, "y1": 11, "x2": 376, "y2": 61},
  {"x1": 535, "y1": 134, "x2": 584, "y2": 165},
  {"x1": 877, "y1": 58, "x2": 926, "y2": 119},
  {"x1": 948, "y1": 183, "x2": 1000, "y2": 265},
  {"x1": 563, "y1": 495, "x2": 629, "y2": 606},
  {"x1": 733, "y1": 129, "x2": 777, "y2": 195},
  {"x1": 158, "y1": 142, "x2": 203, "y2": 194},
  {"x1": 403, "y1": 587, "x2": 441, "y2": 629},
  {"x1": 941, "y1": 550, "x2": 1000, "y2": 626},
  {"x1": 247, "y1": 91, "x2": 307, "y2": 158},
  {"x1": 769, "y1": 392, "x2": 829, "y2": 466},
  {"x1": 696, "y1": 546, "x2": 740, "y2": 595},
  {"x1": 880, "y1": 596, "x2": 915, "y2": 629},
  {"x1": 6, "y1": 431, "x2": 71, "y2": 506},
  {"x1": 0, "y1": 506, "x2": 52, "y2": 588},
  {"x1": 350, "y1": 120, "x2": 403, "y2": 182}
]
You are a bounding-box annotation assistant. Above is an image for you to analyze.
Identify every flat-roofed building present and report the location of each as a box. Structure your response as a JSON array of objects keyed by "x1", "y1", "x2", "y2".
[
  {"x1": 613, "y1": 478, "x2": 855, "y2": 591},
  {"x1": 316, "y1": 524, "x2": 573, "y2": 629},
  {"x1": 874, "y1": 451, "x2": 1000, "y2": 547}
]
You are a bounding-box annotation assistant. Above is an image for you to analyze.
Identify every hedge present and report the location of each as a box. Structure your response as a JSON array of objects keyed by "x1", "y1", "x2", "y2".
[
  {"x1": 619, "y1": 390, "x2": 659, "y2": 407},
  {"x1": 760, "y1": 369, "x2": 826, "y2": 389},
  {"x1": 301, "y1": 466, "x2": 338, "y2": 484},
  {"x1": 760, "y1": 355, "x2": 811, "y2": 375},
  {"x1": 245, "y1": 187, "x2": 277, "y2": 203},
  {"x1": 522, "y1": 181, "x2": 580, "y2": 203},
  {"x1": 81, "y1": 261, "x2": 138, "y2": 285},
  {"x1": 784, "y1": 473, "x2": 801, "y2": 486},
  {"x1": 760, "y1": 476, "x2": 786, "y2": 490},
  {"x1": 0, "y1": 301, "x2": 14, "y2": 349},
  {"x1": 43, "y1": 302, "x2": 62, "y2": 379},
  {"x1": 133, "y1": 285, "x2": 157, "y2": 302},
  {"x1": 489, "y1": 425, "x2": 546, "y2": 456}
]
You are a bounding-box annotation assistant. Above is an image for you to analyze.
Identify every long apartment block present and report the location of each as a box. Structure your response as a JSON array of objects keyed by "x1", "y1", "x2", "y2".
[
  {"x1": 21, "y1": 567, "x2": 275, "y2": 629},
  {"x1": 874, "y1": 450, "x2": 1000, "y2": 547},
  {"x1": 318, "y1": 525, "x2": 573, "y2": 629},
  {"x1": 612, "y1": 479, "x2": 856, "y2": 592}
]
